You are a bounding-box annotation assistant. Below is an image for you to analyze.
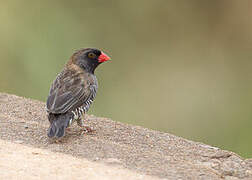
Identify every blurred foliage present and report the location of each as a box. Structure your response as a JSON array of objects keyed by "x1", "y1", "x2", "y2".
[{"x1": 0, "y1": 0, "x2": 251, "y2": 157}]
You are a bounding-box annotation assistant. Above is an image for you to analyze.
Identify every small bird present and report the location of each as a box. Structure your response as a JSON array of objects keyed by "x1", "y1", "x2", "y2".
[{"x1": 46, "y1": 48, "x2": 110, "y2": 138}]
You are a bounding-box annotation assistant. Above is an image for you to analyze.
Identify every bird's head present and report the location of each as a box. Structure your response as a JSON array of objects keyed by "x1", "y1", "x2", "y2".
[{"x1": 71, "y1": 48, "x2": 110, "y2": 73}]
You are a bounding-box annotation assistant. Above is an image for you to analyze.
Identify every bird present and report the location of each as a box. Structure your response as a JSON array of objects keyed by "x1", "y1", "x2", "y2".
[{"x1": 46, "y1": 48, "x2": 110, "y2": 138}]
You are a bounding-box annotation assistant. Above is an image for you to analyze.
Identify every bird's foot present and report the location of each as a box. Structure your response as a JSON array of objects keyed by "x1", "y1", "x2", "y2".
[{"x1": 80, "y1": 126, "x2": 94, "y2": 135}]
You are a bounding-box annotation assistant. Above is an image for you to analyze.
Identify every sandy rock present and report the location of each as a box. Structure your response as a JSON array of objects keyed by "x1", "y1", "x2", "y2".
[{"x1": 0, "y1": 93, "x2": 251, "y2": 179}]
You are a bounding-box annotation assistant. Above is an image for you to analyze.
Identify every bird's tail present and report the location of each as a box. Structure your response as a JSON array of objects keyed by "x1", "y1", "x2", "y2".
[{"x1": 47, "y1": 113, "x2": 72, "y2": 138}]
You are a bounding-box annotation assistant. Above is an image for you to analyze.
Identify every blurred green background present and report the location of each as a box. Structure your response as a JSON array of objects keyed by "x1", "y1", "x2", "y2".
[{"x1": 0, "y1": 0, "x2": 251, "y2": 157}]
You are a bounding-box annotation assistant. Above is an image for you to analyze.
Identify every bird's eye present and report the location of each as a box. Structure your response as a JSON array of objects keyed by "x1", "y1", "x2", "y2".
[{"x1": 88, "y1": 52, "x2": 96, "y2": 59}]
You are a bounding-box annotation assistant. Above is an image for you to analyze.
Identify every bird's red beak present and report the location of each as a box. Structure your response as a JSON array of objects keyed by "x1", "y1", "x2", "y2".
[{"x1": 98, "y1": 52, "x2": 111, "y2": 63}]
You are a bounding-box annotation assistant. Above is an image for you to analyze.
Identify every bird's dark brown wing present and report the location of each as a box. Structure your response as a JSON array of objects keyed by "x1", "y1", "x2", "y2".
[{"x1": 46, "y1": 70, "x2": 97, "y2": 114}]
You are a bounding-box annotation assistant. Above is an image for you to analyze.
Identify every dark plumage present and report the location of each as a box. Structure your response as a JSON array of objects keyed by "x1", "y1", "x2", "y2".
[{"x1": 46, "y1": 48, "x2": 110, "y2": 138}]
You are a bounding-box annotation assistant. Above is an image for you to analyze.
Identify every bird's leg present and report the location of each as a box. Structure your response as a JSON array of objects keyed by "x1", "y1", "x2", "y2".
[
  {"x1": 77, "y1": 112, "x2": 93, "y2": 134},
  {"x1": 77, "y1": 112, "x2": 85, "y2": 127}
]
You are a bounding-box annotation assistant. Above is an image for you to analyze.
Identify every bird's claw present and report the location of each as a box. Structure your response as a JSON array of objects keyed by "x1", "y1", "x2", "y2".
[{"x1": 81, "y1": 126, "x2": 93, "y2": 135}]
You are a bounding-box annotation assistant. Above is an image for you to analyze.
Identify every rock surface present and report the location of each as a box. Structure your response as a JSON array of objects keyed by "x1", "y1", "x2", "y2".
[{"x1": 0, "y1": 93, "x2": 251, "y2": 179}]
